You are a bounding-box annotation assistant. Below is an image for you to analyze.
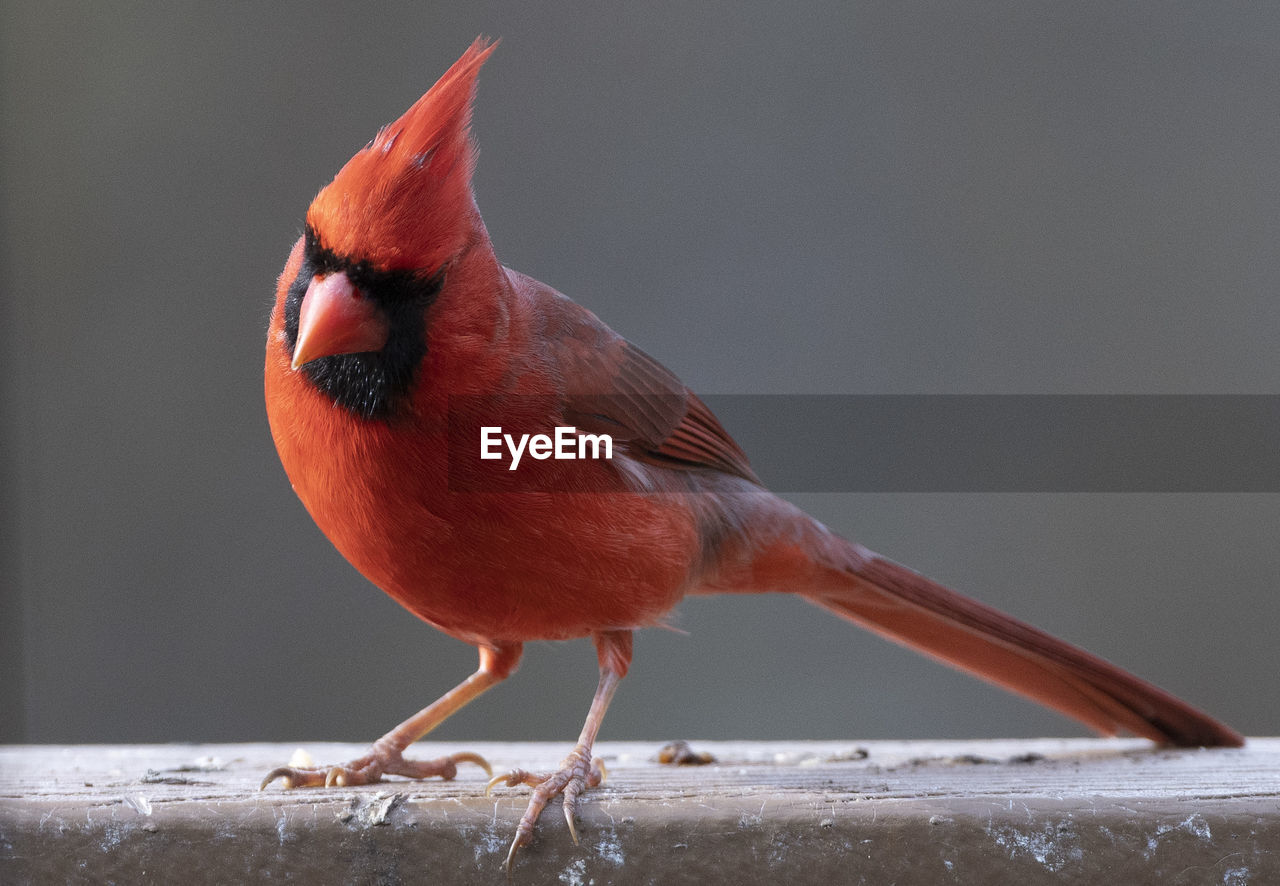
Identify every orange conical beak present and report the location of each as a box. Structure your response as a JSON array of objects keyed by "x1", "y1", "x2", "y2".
[{"x1": 291, "y1": 272, "x2": 390, "y2": 370}]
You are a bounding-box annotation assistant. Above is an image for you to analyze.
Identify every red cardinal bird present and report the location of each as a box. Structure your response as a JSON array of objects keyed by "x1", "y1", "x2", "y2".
[{"x1": 262, "y1": 39, "x2": 1242, "y2": 867}]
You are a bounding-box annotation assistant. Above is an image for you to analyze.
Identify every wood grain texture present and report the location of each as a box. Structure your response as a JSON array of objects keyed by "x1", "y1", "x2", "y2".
[{"x1": 2, "y1": 738, "x2": 1277, "y2": 884}]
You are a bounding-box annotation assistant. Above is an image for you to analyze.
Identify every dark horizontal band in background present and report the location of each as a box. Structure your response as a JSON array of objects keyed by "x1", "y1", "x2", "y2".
[{"x1": 705, "y1": 395, "x2": 1280, "y2": 492}]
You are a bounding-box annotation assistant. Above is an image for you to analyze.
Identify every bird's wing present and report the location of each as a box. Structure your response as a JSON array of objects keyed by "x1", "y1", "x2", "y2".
[{"x1": 532, "y1": 287, "x2": 758, "y2": 483}]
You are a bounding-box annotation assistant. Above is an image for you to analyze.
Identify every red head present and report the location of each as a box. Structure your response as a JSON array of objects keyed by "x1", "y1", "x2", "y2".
[{"x1": 273, "y1": 39, "x2": 505, "y2": 412}]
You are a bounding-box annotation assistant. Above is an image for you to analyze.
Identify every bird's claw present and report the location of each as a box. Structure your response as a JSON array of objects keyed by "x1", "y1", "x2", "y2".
[
  {"x1": 259, "y1": 745, "x2": 491, "y2": 791},
  {"x1": 487, "y1": 745, "x2": 605, "y2": 871}
]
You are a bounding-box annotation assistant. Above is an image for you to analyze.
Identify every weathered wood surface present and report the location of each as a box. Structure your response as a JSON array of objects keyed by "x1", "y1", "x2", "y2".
[{"x1": 2, "y1": 738, "x2": 1277, "y2": 884}]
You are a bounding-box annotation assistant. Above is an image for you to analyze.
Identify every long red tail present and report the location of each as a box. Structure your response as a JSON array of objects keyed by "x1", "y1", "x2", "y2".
[{"x1": 800, "y1": 541, "x2": 1242, "y2": 747}]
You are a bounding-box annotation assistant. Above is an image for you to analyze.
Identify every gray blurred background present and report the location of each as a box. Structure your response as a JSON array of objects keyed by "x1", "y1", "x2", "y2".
[{"x1": 4, "y1": 3, "x2": 1278, "y2": 746}]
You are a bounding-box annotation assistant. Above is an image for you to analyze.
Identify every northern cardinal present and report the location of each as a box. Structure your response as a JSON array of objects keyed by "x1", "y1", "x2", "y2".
[{"x1": 261, "y1": 38, "x2": 1243, "y2": 868}]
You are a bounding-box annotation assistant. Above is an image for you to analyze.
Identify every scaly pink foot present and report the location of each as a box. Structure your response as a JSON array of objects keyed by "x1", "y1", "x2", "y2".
[
  {"x1": 259, "y1": 739, "x2": 490, "y2": 789},
  {"x1": 486, "y1": 744, "x2": 606, "y2": 869}
]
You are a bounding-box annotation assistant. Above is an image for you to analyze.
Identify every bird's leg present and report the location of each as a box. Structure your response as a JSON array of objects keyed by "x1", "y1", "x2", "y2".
[
  {"x1": 261, "y1": 642, "x2": 522, "y2": 789},
  {"x1": 487, "y1": 630, "x2": 632, "y2": 870}
]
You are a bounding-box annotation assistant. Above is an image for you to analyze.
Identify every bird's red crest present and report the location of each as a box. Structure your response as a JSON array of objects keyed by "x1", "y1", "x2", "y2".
[{"x1": 307, "y1": 38, "x2": 498, "y2": 272}]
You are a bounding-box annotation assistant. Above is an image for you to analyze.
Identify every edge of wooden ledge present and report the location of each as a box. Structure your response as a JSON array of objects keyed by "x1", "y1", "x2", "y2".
[{"x1": 3, "y1": 738, "x2": 1278, "y2": 884}]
